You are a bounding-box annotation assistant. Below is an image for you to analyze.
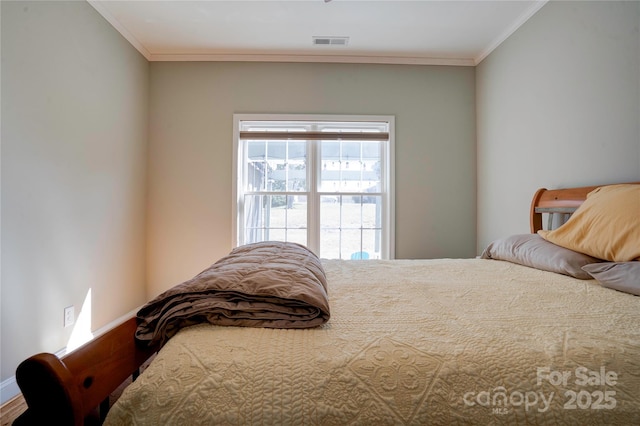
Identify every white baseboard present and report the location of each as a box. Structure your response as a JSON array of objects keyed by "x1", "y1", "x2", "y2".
[
  {"x1": 0, "y1": 307, "x2": 140, "y2": 405},
  {"x1": 0, "y1": 377, "x2": 20, "y2": 406}
]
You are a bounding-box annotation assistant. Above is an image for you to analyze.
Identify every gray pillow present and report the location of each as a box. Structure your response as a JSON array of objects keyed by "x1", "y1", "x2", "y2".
[
  {"x1": 582, "y1": 262, "x2": 640, "y2": 296},
  {"x1": 481, "y1": 234, "x2": 602, "y2": 279}
]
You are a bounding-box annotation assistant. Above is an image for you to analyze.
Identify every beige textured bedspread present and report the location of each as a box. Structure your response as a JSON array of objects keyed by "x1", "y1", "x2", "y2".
[
  {"x1": 135, "y1": 242, "x2": 329, "y2": 346},
  {"x1": 106, "y1": 259, "x2": 640, "y2": 425}
]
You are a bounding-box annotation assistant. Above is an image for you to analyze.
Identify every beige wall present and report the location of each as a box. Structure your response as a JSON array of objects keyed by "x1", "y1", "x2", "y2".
[
  {"x1": 1, "y1": 1, "x2": 149, "y2": 383},
  {"x1": 476, "y1": 0, "x2": 640, "y2": 252},
  {"x1": 147, "y1": 62, "x2": 477, "y2": 297}
]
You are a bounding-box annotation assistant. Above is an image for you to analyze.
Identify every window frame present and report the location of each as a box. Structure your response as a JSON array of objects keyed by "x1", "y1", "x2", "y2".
[{"x1": 232, "y1": 114, "x2": 395, "y2": 259}]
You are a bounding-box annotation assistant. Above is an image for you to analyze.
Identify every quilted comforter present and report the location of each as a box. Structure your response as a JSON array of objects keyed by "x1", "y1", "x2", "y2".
[
  {"x1": 108, "y1": 258, "x2": 640, "y2": 425},
  {"x1": 135, "y1": 242, "x2": 330, "y2": 347}
]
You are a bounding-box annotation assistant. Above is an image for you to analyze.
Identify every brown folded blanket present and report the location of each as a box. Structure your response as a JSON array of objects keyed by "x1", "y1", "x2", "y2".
[{"x1": 135, "y1": 241, "x2": 330, "y2": 347}]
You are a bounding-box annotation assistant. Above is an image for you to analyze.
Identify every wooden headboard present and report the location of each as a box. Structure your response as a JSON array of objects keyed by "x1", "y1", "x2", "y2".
[{"x1": 529, "y1": 182, "x2": 639, "y2": 233}]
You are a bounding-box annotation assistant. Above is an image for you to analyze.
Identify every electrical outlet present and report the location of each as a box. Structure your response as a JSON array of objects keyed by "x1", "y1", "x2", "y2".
[{"x1": 64, "y1": 306, "x2": 75, "y2": 328}]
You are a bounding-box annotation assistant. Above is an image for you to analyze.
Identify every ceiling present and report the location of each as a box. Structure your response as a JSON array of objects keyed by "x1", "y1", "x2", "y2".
[{"x1": 88, "y1": 0, "x2": 548, "y2": 66}]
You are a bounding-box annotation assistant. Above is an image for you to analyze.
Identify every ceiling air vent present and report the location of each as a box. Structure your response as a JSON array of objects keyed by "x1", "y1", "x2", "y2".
[{"x1": 312, "y1": 36, "x2": 349, "y2": 46}]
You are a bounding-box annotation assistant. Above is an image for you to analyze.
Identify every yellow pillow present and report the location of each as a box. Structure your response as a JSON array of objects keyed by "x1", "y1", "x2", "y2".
[{"x1": 538, "y1": 184, "x2": 640, "y2": 262}]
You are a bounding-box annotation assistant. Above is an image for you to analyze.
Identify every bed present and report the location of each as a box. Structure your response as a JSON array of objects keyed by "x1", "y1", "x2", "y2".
[{"x1": 13, "y1": 182, "x2": 640, "y2": 425}]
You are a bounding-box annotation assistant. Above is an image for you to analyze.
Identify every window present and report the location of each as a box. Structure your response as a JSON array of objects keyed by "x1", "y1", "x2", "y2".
[{"x1": 233, "y1": 115, "x2": 394, "y2": 259}]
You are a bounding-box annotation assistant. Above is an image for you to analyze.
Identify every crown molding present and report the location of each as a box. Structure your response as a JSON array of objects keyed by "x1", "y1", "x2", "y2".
[
  {"x1": 147, "y1": 53, "x2": 475, "y2": 66},
  {"x1": 88, "y1": 0, "x2": 152, "y2": 61},
  {"x1": 474, "y1": 0, "x2": 548, "y2": 65}
]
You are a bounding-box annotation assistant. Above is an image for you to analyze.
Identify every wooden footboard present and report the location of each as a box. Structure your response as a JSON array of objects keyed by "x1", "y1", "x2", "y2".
[{"x1": 14, "y1": 317, "x2": 157, "y2": 426}]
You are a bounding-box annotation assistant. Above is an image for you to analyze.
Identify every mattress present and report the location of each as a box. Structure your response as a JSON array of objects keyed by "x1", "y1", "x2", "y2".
[{"x1": 105, "y1": 259, "x2": 640, "y2": 425}]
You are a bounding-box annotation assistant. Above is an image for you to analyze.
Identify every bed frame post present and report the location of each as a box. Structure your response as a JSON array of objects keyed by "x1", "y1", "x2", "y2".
[
  {"x1": 14, "y1": 317, "x2": 157, "y2": 425},
  {"x1": 14, "y1": 353, "x2": 84, "y2": 425},
  {"x1": 529, "y1": 188, "x2": 547, "y2": 233}
]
